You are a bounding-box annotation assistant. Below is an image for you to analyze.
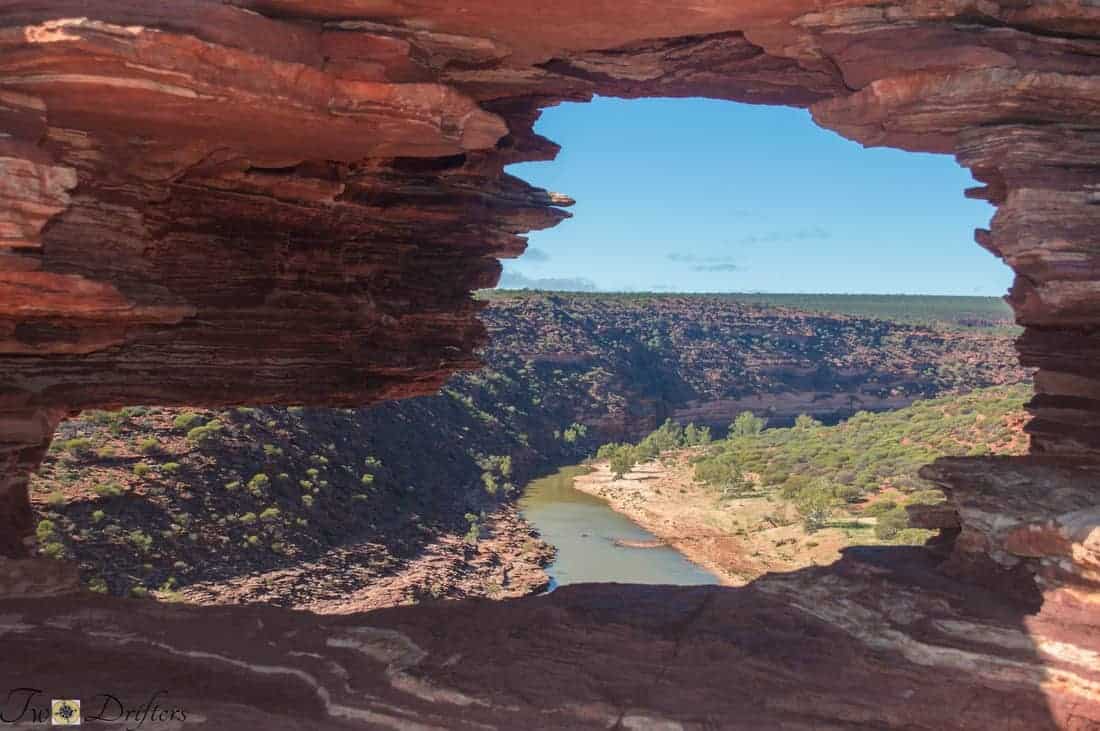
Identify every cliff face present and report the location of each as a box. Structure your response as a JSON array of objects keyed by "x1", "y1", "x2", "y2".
[{"x1": 2, "y1": 2, "x2": 1100, "y2": 726}]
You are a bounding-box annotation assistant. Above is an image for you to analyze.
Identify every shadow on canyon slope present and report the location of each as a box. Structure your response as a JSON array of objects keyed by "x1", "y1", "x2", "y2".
[{"x1": 5, "y1": 546, "x2": 1088, "y2": 729}]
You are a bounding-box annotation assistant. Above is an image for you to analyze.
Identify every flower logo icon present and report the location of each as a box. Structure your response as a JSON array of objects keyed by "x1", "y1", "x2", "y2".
[{"x1": 51, "y1": 699, "x2": 81, "y2": 725}]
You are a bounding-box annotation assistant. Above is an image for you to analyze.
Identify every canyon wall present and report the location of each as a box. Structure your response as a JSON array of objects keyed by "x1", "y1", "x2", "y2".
[
  {"x1": 3, "y1": 0, "x2": 1097, "y2": 589},
  {"x1": 2, "y1": 1, "x2": 1100, "y2": 726}
]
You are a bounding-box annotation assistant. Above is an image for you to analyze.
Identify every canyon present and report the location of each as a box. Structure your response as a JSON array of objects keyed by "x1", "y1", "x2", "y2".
[
  {"x1": 3, "y1": 1, "x2": 1100, "y2": 727},
  {"x1": 27, "y1": 295, "x2": 1019, "y2": 606}
]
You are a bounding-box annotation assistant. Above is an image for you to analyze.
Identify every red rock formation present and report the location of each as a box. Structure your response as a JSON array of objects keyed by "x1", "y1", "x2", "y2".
[
  {"x1": 3, "y1": 551, "x2": 1097, "y2": 729},
  {"x1": 2, "y1": 1, "x2": 1100, "y2": 725}
]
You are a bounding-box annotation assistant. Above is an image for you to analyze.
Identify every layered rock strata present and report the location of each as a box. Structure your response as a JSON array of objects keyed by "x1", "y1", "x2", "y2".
[
  {"x1": 1, "y1": 1, "x2": 1098, "y2": 562},
  {"x1": 2, "y1": 1, "x2": 1100, "y2": 725},
  {"x1": 3, "y1": 550, "x2": 1097, "y2": 729}
]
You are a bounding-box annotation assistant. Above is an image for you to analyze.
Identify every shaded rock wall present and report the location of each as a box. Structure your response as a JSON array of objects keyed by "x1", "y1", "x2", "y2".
[
  {"x1": 0, "y1": 0, "x2": 1098, "y2": 637},
  {"x1": 2, "y1": 3, "x2": 1100, "y2": 726},
  {"x1": 2, "y1": 549, "x2": 1097, "y2": 729}
]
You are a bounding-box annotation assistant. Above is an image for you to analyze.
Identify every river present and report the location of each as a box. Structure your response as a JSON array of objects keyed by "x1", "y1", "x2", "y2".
[{"x1": 519, "y1": 465, "x2": 720, "y2": 589}]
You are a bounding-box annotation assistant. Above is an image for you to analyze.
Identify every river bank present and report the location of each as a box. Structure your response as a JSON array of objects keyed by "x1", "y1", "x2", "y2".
[
  {"x1": 572, "y1": 452, "x2": 854, "y2": 585},
  {"x1": 519, "y1": 466, "x2": 719, "y2": 587}
]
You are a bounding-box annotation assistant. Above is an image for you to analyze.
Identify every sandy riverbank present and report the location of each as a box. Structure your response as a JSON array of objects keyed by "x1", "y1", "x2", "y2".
[{"x1": 572, "y1": 451, "x2": 855, "y2": 585}]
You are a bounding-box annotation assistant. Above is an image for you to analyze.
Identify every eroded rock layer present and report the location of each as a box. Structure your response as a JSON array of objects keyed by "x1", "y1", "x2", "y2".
[
  {"x1": 2, "y1": 1, "x2": 1100, "y2": 725},
  {"x1": 2, "y1": 549, "x2": 1098, "y2": 729}
]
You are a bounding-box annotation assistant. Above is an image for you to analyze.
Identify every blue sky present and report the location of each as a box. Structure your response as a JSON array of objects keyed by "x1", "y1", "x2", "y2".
[{"x1": 502, "y1": 97, "x2": 1012, "y2": 296}]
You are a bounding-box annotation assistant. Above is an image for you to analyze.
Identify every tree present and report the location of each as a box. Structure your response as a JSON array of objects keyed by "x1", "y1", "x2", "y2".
[
  {"x1": 873, "y1": 507, "x2": 909, "y2": 540},
  {"x1": 693, "y1": 459, "x2": 749, "y2": 498},
  {"x1": 649, "y1": 419, "x2": 684, "y2": 452},
  {"x1": 794, "y1": 414, "x2": 822, "y2": 430},
  {"x1": 608, "y1": 447, "x2": 637, "y2": 480},
  {"x1": 795, "y1": 484, "x2": 834, "y2": 532},
  {"x1": 729, "y1": 411, "x2": 766, "y2": 438},
  {"x1": 464, "y1": 513, "x2": 483, "y2": 546}
]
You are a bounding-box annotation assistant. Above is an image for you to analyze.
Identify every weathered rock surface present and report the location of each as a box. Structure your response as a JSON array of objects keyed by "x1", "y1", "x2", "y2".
[
  {"x1": 922, "y1": 456, "x2": 1100, "y2": 601},
  {"x1": 2, "y1": 549, "x2": 1097, "y2": 729},
  {"x1": 1, "y1": 0, "x2": 1099, "y2": 561},
  {"x1": 3, "y1": 0, "x2": 1100, "y2": 726}
]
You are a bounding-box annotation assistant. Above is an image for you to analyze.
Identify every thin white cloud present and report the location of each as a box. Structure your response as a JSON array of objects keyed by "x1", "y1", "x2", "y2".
[{"x1": 498, "y1": 270, "x2": 598, "y2": 291}]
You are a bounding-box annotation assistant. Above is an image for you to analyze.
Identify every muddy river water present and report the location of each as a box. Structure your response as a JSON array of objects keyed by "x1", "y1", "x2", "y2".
[{"x1": 519, "y1": 465, "x2": 720, "y2": 589}]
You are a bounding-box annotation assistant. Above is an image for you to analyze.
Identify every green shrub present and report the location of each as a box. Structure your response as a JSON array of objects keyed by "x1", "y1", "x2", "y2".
[
  {"x1": 729, "y1": 411, "x2": 766, "y2": 438},
  {"x1": 562, "y1": 423, "x2": 587, "y2": 443},
  {"x1": 873, "y1": 507, "x2": 910, "y2": 540},
  {"x1": 247, "y1": 473, "x2": 269, "y2": 496},
  {"x1": 864, "y1": 500, "x2": 898, "y2": 518},
  {"x1": 46, "y1": 491, "x2": 66, "y2": 507},
  {"x1": 239, "y1": 512, "x2": 257, "y2": 525},
  {"x1": 301, "y1": 495, "x2": 314, "y2": 508},
  {"x1": 61, "y1": 438, "x2": 94, "y2": 457},
  {"x1": 893, "y1": 528, "x2": 932, "y2": 545},
  {"x1": 91, "y1": 510, "x2": 106, "y2": 524},
  {"x1": 186, "y1": 420, "x2": 223, "y2": 446},
  {"x1": 127, "y1": 530, "x2": 153, "y2": 553},
  {"x1": 41, "y1": 542, "x2": 65, "y2": 560},
  {"x1": 794, "y1": 414, "x2": 822, "y2": 429},
  {"x1": 259, "y1": 507, "x2": 280, "y2": 522},
  {"x1": 262, "y1": 444, "x2": 283, "y2": 458},
  {"x1": 796, "y1": 485, "x2": 834, "y2": 533},
  {"x1": 93, "y1": 482, "x2": 123, "y2": 498},
  {"x1": 137, "y1": 437, "x2": 160, "y2": 454},
  {"x1": 463, "y1": 513, "x2": 481, "y2": 546},
  {"x1": 907, "y1": 489, "x2": 946, "y2": 505},
  {"x1": 172, "y1": 412, "x2": 204, "y2": 431},
  {"x1": 35, "y1": 520, "x2": 55, "y2": 542},
  {"x1": 833, "y1": 484, "x2": 862, "y2": 503},
  {"x1": 87, "y1": 577, "x2": 108, "y2": 593},
  {"x1": 95, "y1": 445, "x2": 116, "y2": 459},
  {"x1": 132, "y1": 463, "x2": 151, "y2": 478},
  {"x1": 160, "y1": 462, "x2": 181, "y2": 474},
  {"x1": 360, "y1": 474, "x2": 374, "y2": 486}
]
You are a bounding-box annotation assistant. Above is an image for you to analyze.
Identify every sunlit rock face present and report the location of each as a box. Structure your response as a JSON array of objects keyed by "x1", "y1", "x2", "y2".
[{"x1": 1, "y1": 2, "x2": 1100, "y2": 726}]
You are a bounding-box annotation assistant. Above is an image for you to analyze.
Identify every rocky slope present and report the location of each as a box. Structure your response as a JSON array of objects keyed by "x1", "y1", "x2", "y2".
[
  {"x1": 28, "y1": 296, "x2": 1024, "y2": 605},
  {"x1": 478, "y1": 293, "x2": 1024, "y2": 438}
]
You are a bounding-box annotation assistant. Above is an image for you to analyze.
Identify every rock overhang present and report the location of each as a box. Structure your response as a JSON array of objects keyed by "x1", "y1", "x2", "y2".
[{"x1": 1, "y1": 1, "x2": 1100, "y2": 725}]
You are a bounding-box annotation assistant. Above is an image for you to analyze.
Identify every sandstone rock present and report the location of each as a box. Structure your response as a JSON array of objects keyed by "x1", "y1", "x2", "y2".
[
  {"x1": 0, "y1": 549, "x2": 1096, "y2": 729},
  {"x1": 2, "y1": 1, "x2": 1100, "y2": 724}
]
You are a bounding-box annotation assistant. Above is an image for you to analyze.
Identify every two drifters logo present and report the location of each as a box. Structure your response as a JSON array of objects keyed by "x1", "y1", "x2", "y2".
[
  {"x1": 3, "y1": 689, "x2": 187, "y2": 727},
  {"x1": 51, "y1": 700, "x2": 80, "y2": 726}
]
